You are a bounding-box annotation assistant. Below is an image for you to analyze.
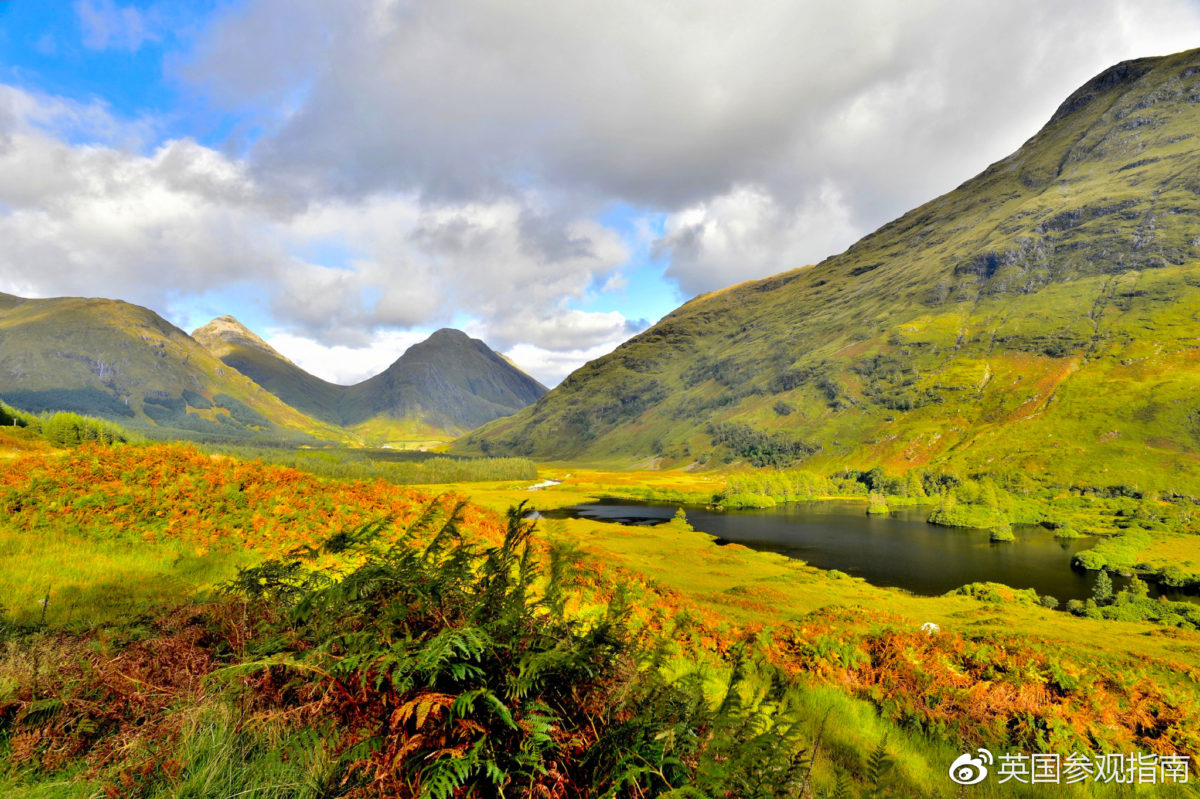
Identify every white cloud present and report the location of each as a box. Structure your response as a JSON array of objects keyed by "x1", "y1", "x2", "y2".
[
  {"x1": 266, "y1": 325, "x2": 621, "y2": 388},
  {"x1": 265, "y1": 308, "x2": 644, "y2": 388},
  {"x1": 0, "y1": 83, "x2": 157, "y2": 151},
  {"x1": 0, "y1": 106, "x2": 278, "y2": 309},
  {"x1": 264, "y1": 330, "x2": 431, "y2": 385},
  {"x1": 76, "y1": 0, "x2": 160, "y2": 53},
  {"x1": 278, "y1": 195, "x2": 630, "y2": 347},
  {"x1": 178, "y1": 0, "x2": 1200, "y2": 296},
  {"x1": 9, "y1": 1, "x2": 1200, "y2": 374},
  {"x1": 501, "y1": 340, "x2": 635, "y2": 388},
  {"x1": 471, "y1": 308, "x2": 645, "y2": 354},
  {"x1": 0, "y1": 85, "x2": 634, "y2": 363},
  {"x1": 656, "y1": 183, "x2": 859, "y2": 296}
]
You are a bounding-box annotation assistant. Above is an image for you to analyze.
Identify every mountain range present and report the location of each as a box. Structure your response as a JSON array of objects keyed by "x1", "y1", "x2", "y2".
[
  {"x1": 192, "y1": 316, "x2": 546, "y2": 441},
  {"x1": 456, "y1": 47, "x2": 1200, "y2": 494},
  {"x1": 0, "y1": 294, "x2": 545, "y2": 446},
  {"x1": 10, "y1": 48, "x2": 1200, "y2": 491}
]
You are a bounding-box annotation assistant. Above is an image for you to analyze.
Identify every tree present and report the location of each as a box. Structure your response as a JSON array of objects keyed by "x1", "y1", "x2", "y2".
[
  {"x1": 864, "y1": 465, "x2": 887, "y2": 493},
  {"x1": 671, "y1": 507, "x2": 694, "y2": 532},
  {"x1": 1092, "y1": 571, "x2": 1114, "y2": 605},
  {"x1": 904, "y1": 470, "x2": 927, "y2": 499}
]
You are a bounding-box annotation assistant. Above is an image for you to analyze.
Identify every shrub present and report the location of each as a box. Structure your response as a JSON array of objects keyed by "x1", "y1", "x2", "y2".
[
  {"x1": 0, "y1": 403, "x2": 39, "y2": 429},
  {"x1": 40, "y1": 412, "x2": 132, "y2": 447},
  {"x1": 717, "y1": 492, "x2": 778, "y2": 509}
]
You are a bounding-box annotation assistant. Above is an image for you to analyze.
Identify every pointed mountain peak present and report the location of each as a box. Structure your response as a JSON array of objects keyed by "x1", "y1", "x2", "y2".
[
  {"x1": 427, "y1": 328, "x2": 472, "y2": 343},
  {"x1": 192, "y1": 316, "x2": 296, "y2": 366},
  {"x1": 371, "y1": 326, "x2": 545, "y2": 389},
  {"x1": 389, "y1": 328, "x2": 482, "y2": 365}
]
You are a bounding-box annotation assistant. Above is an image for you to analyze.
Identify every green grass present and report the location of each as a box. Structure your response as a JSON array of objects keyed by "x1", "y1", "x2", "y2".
[
  {"x1": 201, "y1": 443, "x2": 539, "y2": 485},
  {"x1": 0, "y1": 701, "x2": 338, "y2": 799},
  {"x1": 1072, "y1": 529, "x2": 1154, "y2": 571},
  {"x1": 4, "y1": 496, "x2": 927, "y2": 798},
  {"x1": 0, "y1": 518, "x2": 252, "y2": 628}
]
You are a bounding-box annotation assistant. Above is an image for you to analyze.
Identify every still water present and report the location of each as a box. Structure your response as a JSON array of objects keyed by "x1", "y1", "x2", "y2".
[{"x1": 549, "y1": 499, "x2": 1196, "y2": 605}]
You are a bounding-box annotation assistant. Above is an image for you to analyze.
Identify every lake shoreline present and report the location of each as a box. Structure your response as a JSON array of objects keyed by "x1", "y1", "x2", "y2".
[{"x1": 546, "y1": 498, "x2": 1200, "y2": 606}]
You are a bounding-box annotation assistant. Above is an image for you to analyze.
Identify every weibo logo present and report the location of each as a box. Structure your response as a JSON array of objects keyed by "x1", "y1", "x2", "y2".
[{"x1": 948, "y1": 749, "x2": 994, "y2": 785}]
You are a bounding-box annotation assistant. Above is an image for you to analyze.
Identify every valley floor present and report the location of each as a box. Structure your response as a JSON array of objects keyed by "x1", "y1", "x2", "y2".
[
  {"x1": 2, "y1": 445, "x2": 1199, "y2": 797},
  {"x1": 442, "y1": 468, "x2": 1200, "y2": 670}
]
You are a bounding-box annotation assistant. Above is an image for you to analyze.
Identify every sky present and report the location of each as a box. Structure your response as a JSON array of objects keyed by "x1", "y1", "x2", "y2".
[{"x1": 2, "y1": 2, "x2": 1200, "y2": 386}]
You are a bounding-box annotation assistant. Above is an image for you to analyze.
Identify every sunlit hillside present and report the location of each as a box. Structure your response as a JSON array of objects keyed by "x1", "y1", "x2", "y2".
[{"x1": 462, "y1": 49, "x2": 1200, "y2": 496}]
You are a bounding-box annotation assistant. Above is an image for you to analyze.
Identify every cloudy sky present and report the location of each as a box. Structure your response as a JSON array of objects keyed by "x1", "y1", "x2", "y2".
[{"x1": 2, "y1": 1, "x2": 1199, "y2": 385}]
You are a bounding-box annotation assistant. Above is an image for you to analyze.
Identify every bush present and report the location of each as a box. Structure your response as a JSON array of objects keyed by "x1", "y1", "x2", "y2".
[
  {"x1": 40, "y1": 412, "x2": 133, "y2": 447},
  {"x1": 951, "y1": 582, "x2": 1038, "y2": 604},
  {"x1": 927, "y1": 491, "x2": 1009, "y2": 530},
  {"x1": 0, "y1": 503, "x2": 836, "y2": 797},
  {"x1": 718, "y1": 469, "x2": 831, "y2": 505},
  {"x1": 1072, "y1": 550, "x2": 1107, "y2": 570},
  {"x1": 989, "y1": 526, "x2": 1015, "y2": 542},
  {"x1": 717, "y1": 492, "x2": 777, "y2": 509},
  {"x1": 1064, "y1": 583, "x2": 1200, "y2": 630},
  {"x1": 0, "y1": 402, "x2": 39, "y2": 429}
]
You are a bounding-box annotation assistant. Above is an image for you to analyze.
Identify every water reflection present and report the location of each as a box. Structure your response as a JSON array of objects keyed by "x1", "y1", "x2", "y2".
[{"x1": 548, "y1": 499, "x2": 1197, "y2": 604}]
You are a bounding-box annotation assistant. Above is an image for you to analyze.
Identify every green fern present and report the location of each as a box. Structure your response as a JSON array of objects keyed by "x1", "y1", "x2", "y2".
[
  {"x1": 211, "y1": 504, "x2": 844, "y2": 797},
  {"x1": 867, "y1": 735, "x2": 892, "y2": 797}
]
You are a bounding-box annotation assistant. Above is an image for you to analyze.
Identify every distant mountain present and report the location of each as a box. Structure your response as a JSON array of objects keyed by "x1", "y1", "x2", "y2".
[
  {"x1": 0, "y1": 294, "x2": 545, "y2": 445},
  {"x1": 193, "y1": 316, "x2": 346, "y2": 425},
  {"x1": 342, "y1": 328, "x2": 549, "y2": 432},
  {"x1": 0, "y1": 294, "x2": 338, "y2": 441},
  {"x1": 457, "y1": 48, "x2": 1200, "y2": 493},
  {"x1": 193, "y1": 318, "x2": 547, "y2": 442}
]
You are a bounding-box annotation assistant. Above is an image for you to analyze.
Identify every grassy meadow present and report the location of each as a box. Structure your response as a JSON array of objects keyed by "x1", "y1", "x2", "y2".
[{"x1": 2, "y1": 413, "x2": 1199, "y2": 797}]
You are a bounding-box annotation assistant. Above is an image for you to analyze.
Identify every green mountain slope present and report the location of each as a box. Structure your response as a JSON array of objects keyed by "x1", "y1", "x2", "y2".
[
  {"x1": 194, "y1": 318, "x2": 547, "y2": 442},
  {"x1": 341, "y1": 329, "x2": 549, "y2": 433},
  {"x1": 0, "y1": 294, "x2": 340, "y2": 441},
  {"x1": 458, "y1": 48, "x2": 1200, "y2": 493},
  {"x1": 193, "y1": 316, "x2": 347, "y2": 424}
]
